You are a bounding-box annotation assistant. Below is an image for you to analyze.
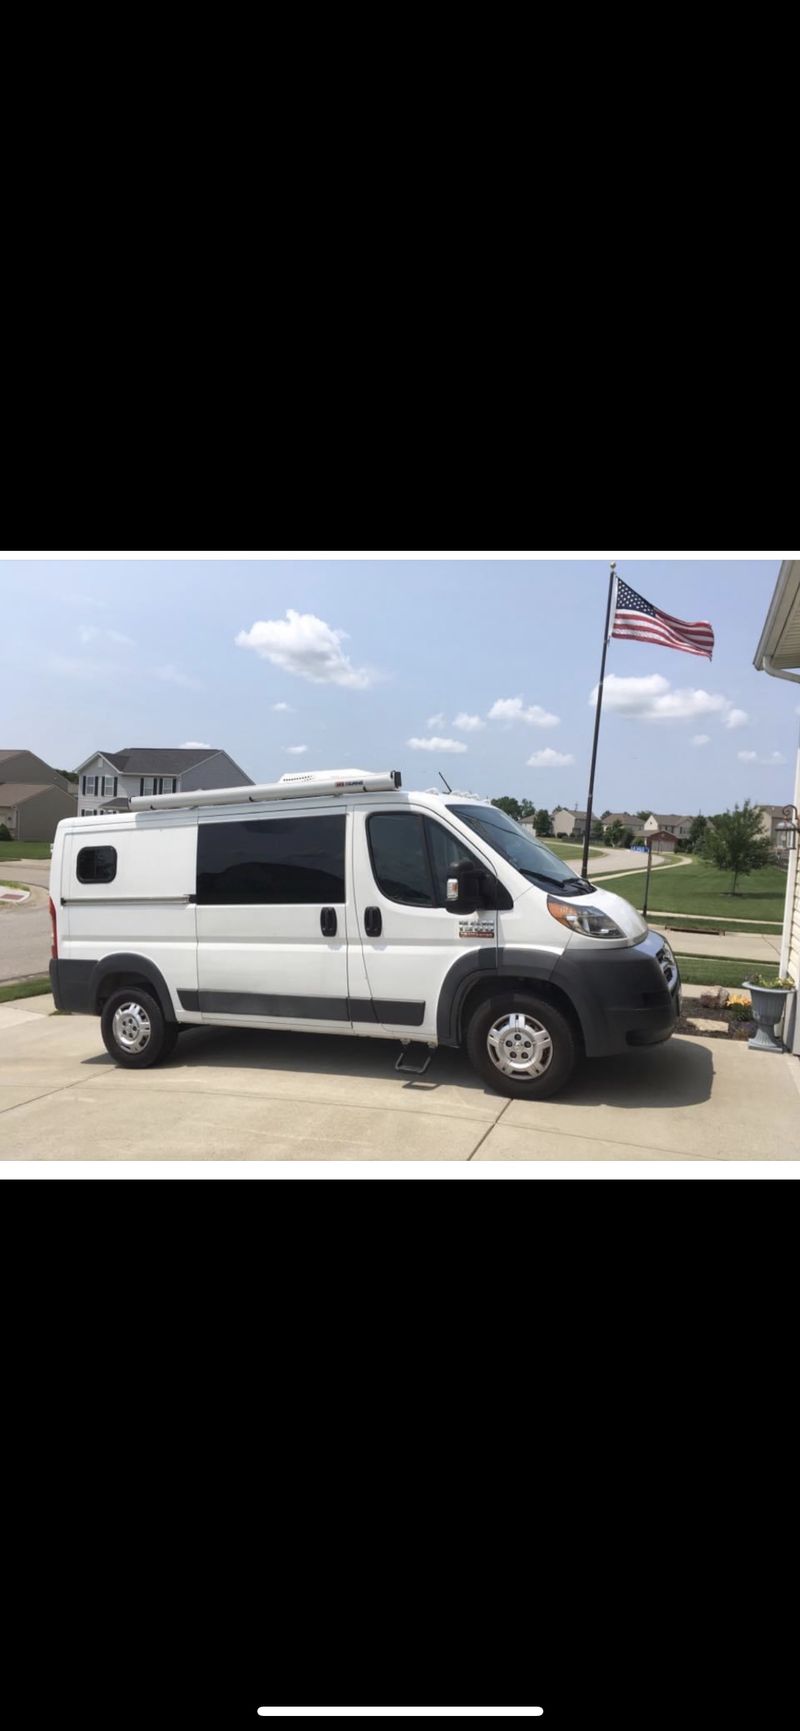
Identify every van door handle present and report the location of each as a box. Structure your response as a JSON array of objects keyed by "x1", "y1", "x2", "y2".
[
  {"x1": 364, "y1": 907, "x2": 382, "y2": 937},
  {"x1": 320, "y1": 907, "x2": 337, "y2": 937}
]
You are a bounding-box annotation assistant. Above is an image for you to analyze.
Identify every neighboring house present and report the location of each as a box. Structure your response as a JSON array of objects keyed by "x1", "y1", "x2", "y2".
[
  {"x1": 0, "y1": 749, "x2": 72, "y2": 794},
  {"x1": 551, "y1": 808, "x2": 588, "y2": 838},
  {"x1": 755, "y1": 805, "x2": 791, "y2": 848},
  {"x1": 633, "y1": 828, "x2": 679, "y2": 854},
  {"x1": 73, "y1": 747, "x2": 254, "y2": 817},
  {"x1": 0, "y1": 750, "x2": 77, "y2": 841},
  {"x1": 643, "y1": 812, "x2": 693, "y2": 841},
  {"x1": 601, "y1": 811, "x2": 639, "y2": 831},
  {"x1": 753, "y1": 558, "x2": 800, "y2": 1051}
]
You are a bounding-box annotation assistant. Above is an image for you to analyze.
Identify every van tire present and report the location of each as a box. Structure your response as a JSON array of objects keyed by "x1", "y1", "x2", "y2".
[
  {"x1": 465, "y1": 990, "x2": 577, "y2": 1099},
  {"x1": 100, "y1": 987, "x2": 178, "y2": 1068}
]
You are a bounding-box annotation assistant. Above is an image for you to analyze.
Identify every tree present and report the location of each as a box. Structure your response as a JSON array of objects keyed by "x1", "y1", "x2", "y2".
[
  {"x1": 56, "y1": 769, "x2": 78, "y2": 783},
  {"x1": 606, "y1": 820, "x2": 625, "y2": 847},
  {"x1": 702, "y1": 800, "x2": 773, "y2": 894},
  {"x1": 492, "y1": 796, "x2": 522, "y2": 821},
  {"x1": 590, "y1": 818, "x2": 603, "y2": 841},
  {"x1": 688, "y1": 814, "x2": 708, "y2": 854},
  {"x1": 534, "y1": 808, "x2": 553, "y2": 836},
  {"x1": 518, "y1": 799, "x2": 536, "y2": 820},
  {"x1": 636, "y1": 809, "x2": 651, "y2": 822}
]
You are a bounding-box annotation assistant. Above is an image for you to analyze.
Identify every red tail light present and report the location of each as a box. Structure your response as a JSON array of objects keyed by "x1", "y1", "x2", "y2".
[{"x1": 49, "y1": 896, "x2": 58, "y2": 959}]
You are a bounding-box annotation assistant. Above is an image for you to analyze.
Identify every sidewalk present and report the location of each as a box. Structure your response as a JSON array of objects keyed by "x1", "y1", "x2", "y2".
[{"x1": 650, "y1": 925, "x2": 783, "y2": 964}]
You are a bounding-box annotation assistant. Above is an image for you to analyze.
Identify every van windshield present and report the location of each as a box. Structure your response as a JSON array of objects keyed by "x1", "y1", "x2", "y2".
[{"x1": 447, "y1": 804, "x2": 592, "y2": 894}]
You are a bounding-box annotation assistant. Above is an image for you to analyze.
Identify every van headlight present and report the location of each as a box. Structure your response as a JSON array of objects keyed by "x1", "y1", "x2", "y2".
[{"x1": 547, "y1": 896, "x2": 626, "y2": 939}]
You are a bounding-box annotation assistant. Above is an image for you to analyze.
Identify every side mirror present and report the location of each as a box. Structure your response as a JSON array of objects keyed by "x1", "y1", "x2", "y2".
[{"x1": 446, "y1": 862, "x2": 494, "y2": 913}]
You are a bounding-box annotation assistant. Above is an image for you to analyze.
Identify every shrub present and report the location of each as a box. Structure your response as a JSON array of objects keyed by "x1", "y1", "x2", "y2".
[
  {"x1": 746, "y1": 975, "x2": 794, "y2": 991},
  {"x1": 0, "y1": 824, "x2": 11, "y2": 841}
]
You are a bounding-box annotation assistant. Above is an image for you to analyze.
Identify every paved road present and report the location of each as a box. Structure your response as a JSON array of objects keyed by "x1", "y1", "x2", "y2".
[
  {"x1": 0, "y1": 887, "x2": 50, "y2": 983},
  {"x1": 574, "y1": 848, "x2": 684, "y2": 877},
  {"x1": 2, "y1": 993, "x2": 799, "y2": 1160}
]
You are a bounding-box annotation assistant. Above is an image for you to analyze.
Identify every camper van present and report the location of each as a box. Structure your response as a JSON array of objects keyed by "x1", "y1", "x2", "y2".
[{"x1": 47, "y1": 769, "x2": 681, "y2": 1099}]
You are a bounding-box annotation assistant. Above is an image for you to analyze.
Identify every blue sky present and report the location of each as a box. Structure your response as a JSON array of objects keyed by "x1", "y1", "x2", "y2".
[{"x1": 1, "y1": 557, "x2": 796, "y2": 814}]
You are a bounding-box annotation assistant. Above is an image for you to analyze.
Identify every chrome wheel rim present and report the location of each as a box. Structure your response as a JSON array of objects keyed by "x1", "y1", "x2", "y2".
[
  {"x1": 112, "y1": 1000, "x2": 152, "y2": 1054},
  {"x1": 486, "y1": 1012, "x2": 553, "y2": 1080}
]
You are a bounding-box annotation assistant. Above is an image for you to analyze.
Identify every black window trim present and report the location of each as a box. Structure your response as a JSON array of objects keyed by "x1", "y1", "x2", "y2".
[
  {"x1": 196, "y1": 810, "x2": 347, "y2": 907},
  {"x1": 367, "y1": 809, "x2": 491, "y2": 910},
  {"x1": 76, "y1": 844, "x2": 118, "y2": 885}
]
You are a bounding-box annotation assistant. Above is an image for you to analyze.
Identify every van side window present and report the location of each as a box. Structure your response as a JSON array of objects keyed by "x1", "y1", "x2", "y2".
[
  {"x1": 424, "y1": 818, "x2": 485, "y2": 905},
  {"x1": 76, "y1": 846, "x2": 117, "y2": 884},
  {"x1": 367, "y1": 813, "x2": 434, "y2": 906},
  {"x1": 197, "y1": 814, "x2": 346, "y2": 905}
]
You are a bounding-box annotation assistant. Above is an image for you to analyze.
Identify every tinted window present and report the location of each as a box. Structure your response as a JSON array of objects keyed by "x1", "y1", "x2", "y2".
[
  {"x1": 447, "y1": 803, "x2": 588, "y2": 891},
  {"x1": 197, "y1": 815, "x2": 346, "y2": 905},
  {"x1": 368, "y1": 813, "x2": 433, "y2": 906},
  {"x1": 76, "y1": 846, "x2": 117, "y2": 884},
  {"x1": 425, "y1": 818, "x2": 485, "y2": 905}
]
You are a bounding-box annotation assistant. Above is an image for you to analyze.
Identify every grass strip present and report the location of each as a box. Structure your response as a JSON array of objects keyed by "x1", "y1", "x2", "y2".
[
  {"x1": 673, "y1": 957, "x2": 761, "y2": 988},
  {"x1": 0, "y1": 976, "x2": 51, "y2": 1003}
]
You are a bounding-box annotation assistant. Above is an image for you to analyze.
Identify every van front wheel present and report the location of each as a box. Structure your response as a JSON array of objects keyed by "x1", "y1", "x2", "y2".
[
  {"x1": 465, "y1": 991, "x2": 576, "y2": 1099},
  {"x1": 101, "y1": 987, "x2": 178, "y2": 1068}
]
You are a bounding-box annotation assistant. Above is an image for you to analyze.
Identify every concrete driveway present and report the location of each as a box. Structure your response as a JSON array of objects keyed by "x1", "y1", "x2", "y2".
[{"x1": 2, "y1": 995, "x2": 799, "y2": 1161}]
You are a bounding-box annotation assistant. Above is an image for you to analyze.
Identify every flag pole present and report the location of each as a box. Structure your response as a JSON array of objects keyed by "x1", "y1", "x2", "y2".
[{"x1": 581, "y1": 560, "x2": 617, "y2": 881}]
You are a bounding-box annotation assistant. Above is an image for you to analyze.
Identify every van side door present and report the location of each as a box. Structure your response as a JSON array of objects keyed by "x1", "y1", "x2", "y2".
[
  {"x1": 195, "y1": 806, "x2": 351, "y2": 1029},
  {"x1": 350, "y1": 806, "x2": 499, "y2": 1042}
]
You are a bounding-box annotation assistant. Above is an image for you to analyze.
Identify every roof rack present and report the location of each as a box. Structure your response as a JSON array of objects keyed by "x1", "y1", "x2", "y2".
[{"x1": 129, "y1": 769, "x2": 402, "y2": 812}]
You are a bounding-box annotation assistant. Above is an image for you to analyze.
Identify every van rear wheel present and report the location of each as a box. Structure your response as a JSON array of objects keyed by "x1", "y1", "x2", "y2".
[
  {"x1": 465, "y1": 991, "x2": 577, "y2": 1099},
  {"x1": 101, "y1": 987, "x2": 178, "y2": 1068}
]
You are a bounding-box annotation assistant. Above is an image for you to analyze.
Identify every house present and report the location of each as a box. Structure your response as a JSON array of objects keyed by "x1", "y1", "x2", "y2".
[
  {"x1": 755, "y1": 805, "x2": 791, "y2": 848},
  {"x1": 642, "y1": 812, "x2": 693, "y2": 841},
  {"x1": 634, "y1": 828, "x2": 679, "y2": 854},
  {"x1": 602, "y1": 811, "x2": 639, "y2": 831},
  {"x1": 74, "y1": 747, "x2": 254, "y2": 817},
  {"x1": 753, "y1": 558, "x2": 800, "y2": 1050},
  {"x1": 0, "y1": 750, "x2": 77, "y2": 842},
  {"x1": 551, "y1": 807, "x2": 588, "y2": 839}
]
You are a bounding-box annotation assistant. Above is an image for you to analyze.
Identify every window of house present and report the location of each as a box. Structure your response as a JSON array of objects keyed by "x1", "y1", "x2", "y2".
[
  {"x1": 142, "y1": 778, "x2": 156, "y2": 796},
  {"x1": 76, "y1": 846, "x2": 117, "y2": 884},
  {"x1": 196, "y1": 814, "x2": 346, "y2": 905},
  {"x1": 84, "y1": 775, "x2": 96, "y2": 796}
]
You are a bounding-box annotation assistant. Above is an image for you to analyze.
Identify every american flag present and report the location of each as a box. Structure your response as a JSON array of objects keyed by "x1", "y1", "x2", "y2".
[{"x1": 611, "y1": 578, "x2": 714, "y2": 660}]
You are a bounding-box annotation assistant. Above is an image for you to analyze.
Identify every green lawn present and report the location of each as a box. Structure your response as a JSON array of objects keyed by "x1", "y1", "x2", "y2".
[
  {"x1": 673, "y1": 957, "x2": 761, "y2": 989},
  {"x1": 545, "y1": 841, "x2": 603, "y2": 861},
  {"x1": 0, "y1": 976, "x2": 51, "y2": 1003},
  {"x1": 592, "y1": 859, "x2": 787, "y2": 923},
  {"x1": 0, "y1": 841, "x2": 51, "y2": 860}
]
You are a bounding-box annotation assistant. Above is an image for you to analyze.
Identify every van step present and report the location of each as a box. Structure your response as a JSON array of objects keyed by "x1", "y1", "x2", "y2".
[{"x1": 395, "y1": 1043, "x2": 433, "y2": 1076}]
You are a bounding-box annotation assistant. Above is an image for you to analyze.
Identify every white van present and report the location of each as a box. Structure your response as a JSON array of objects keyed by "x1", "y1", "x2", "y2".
[{"x1": 47, "y1": 769, "x2": 681, "y2": 1099}]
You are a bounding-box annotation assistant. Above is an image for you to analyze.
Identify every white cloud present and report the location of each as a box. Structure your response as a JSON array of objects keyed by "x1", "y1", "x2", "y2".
[
  {"x1": 47, "y1": 653, "x2": 123, "y2": 681},
  {"x1": 692, "y1": 735, "x2": 711, "y2": 747},
  {"x1": 593, "y1": 673, "x2": 728, "y2": 723},
  {"x1": 488, "y1": 697, "x2": 560, "y2": 728},
  {"x1": 526, "y1": 748, "x2": 575, "y2": 768},
  {"x1": 737, "y1": 749, "x2": 786, "y2": 765},
  {"x1": 453, "y1": 712, "x2": 485, "y2": 732},
  {"x1": 155, "y1": 664, "x2": 202, "y2": 690},
  {"x1": 236, "y1": 609, "x2": 375, "y2": 688},
  {"x1": 286, "y1": 744, "x2": 308, "y2": 755},
  {"x1": 407, "y1": 736, "x2": 467, "y2": 753},
  {"x1": 79, "y1": 624, "x2": 135, "y2": 647},
  {"x1": 177, "y1": 740, "x2": 212, "y2": 748},
  {"x1": 426, "y1": 712, "x2": 446, "y2": 728},
  {"x1": 271, "y1": 702, "x2": 293, "y2": 713},
  {"x1": 724, "y1": 708, "x2": 749, "y2": 730}
]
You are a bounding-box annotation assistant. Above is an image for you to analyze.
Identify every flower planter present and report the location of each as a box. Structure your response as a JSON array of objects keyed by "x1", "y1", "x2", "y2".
[{"x1": 743, "y1": 983, "x2": 795, "y2": 1053}]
